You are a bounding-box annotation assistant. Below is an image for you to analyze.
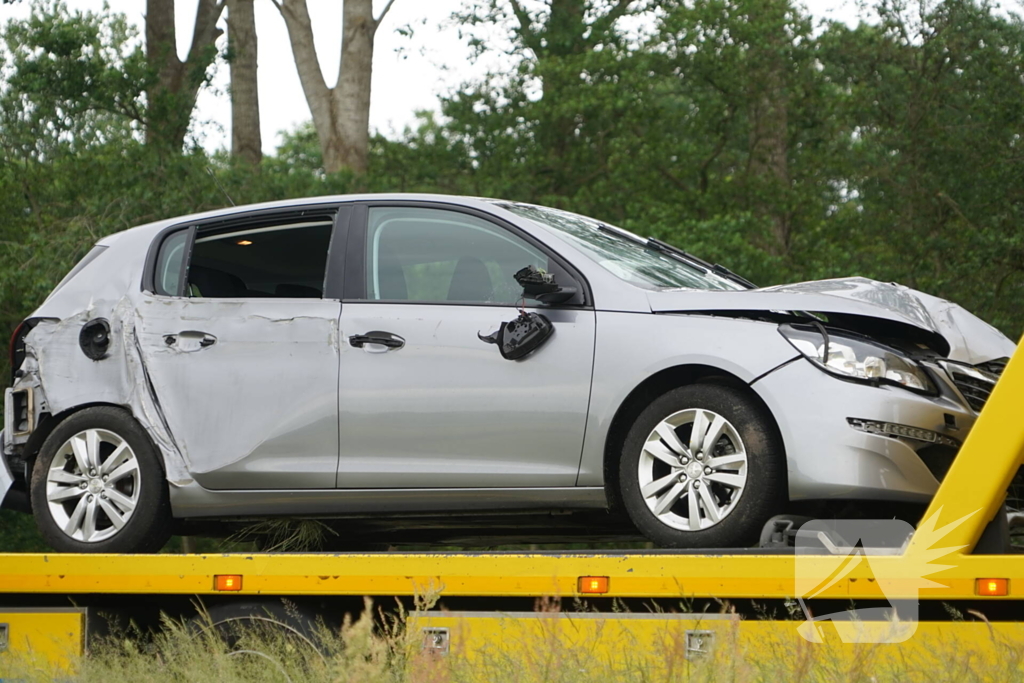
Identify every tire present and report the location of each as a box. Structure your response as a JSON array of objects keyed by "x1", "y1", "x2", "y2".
[
  {"x1": 194, "y1": 600, "x2": 330, "y2": 658},
  {"x1": 30, "y1": 406, "x2": 172, "y2": 553},
  {"x1": 618, "y1": 383, "x2": 785, "y2": 548}
]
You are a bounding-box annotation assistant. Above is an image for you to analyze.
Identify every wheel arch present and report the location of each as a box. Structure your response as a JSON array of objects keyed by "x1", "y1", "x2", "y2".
[
  {"x1": 28, "y1": 402, "x2": 173, "y2": 551},
  {"x1": 601, "y1": 364, "x2": 787, "y2": 511},
  {"x1": 20, "y1": 402, "x2": 161, "y2": 510}
]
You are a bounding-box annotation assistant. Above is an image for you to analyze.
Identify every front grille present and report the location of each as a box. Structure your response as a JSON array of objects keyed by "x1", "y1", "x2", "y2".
[
  {"x1": 942, "y1": 360, "x2": 1004, "y2": 412},
  {"x1": 976, "y1": 358, "x2": 1009, "y2": 375}
]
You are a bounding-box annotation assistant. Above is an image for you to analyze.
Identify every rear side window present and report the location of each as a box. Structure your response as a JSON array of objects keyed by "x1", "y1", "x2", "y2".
[{"x1": 188, "y1": 221, "x2": 334, "y2": 298}]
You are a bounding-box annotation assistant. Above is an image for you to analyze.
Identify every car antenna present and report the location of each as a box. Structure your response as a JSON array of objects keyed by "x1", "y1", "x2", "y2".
[{"x1": 206, "y1": 167, "x2": 236, "y2": 207}]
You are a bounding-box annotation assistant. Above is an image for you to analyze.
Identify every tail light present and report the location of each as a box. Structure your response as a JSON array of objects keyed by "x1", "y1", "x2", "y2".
[
  {"x1": 10, "y1": 388, "x2": 34, "y2": 435},
  {"x1": 9, "y1": 320, "x2": 32, "y2": 385}
]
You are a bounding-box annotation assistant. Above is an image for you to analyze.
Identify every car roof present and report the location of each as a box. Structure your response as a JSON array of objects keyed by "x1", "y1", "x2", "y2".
[{"x1": 97, "y1": 193, "x2": 500, "y2": 247}]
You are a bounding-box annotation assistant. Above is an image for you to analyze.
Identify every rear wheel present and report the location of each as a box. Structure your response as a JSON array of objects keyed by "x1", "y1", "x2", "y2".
[
  {"x1": 30, "y1": 406, "x2": 171, "y2": 553},
  {"x1": 619, "y1": 383, "x2": 785, "y2": 548},
  {"x1": 196, "y1": 600, "x2": 328, "y2": 654}
]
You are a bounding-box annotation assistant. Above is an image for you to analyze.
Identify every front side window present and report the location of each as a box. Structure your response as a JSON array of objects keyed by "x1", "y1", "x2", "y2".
[
  {"x1": 187, "y1": 220, "x2": 334, "y2": 298},
  {"x1": 364, "y1": 207, "x2": 553, "y2": 305}
]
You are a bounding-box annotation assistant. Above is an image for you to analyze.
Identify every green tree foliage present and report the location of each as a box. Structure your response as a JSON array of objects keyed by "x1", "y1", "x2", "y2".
[
  {"x1": 448, "y1": 1, "x2": 645, "y2": 204},
  {"x1": 817, "y1": 0, "x2": 1024, "y2": 332}
]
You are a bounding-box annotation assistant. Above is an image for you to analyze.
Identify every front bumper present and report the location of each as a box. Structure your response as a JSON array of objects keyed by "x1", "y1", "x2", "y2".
[{"x1": 754, "y1": 358, "x2": 977, "y2": 502}]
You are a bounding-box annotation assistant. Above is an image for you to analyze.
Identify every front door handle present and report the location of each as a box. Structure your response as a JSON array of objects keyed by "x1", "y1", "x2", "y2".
[{"x1": 349, "y1": 331, "x2": 405, "y2": 350}]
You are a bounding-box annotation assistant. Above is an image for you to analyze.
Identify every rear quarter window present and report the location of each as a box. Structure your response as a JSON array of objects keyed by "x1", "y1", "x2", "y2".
[{"x1": 154, "y1": 230, "x2": 189, "y2": 296}]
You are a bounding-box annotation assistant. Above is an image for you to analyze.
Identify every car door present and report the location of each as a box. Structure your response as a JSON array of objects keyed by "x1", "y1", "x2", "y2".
[
  {"x1": 136, "y1": 207, "x2": 344, "y2": 490},
  {"x1": 337, "y1": 203, "x2": 596, "y2": 488}
]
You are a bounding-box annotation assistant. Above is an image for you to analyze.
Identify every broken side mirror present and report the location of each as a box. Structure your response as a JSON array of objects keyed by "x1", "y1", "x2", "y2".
[
  {"x1": 514, "y1": 265, "x2": 577, "y2": 305},
  {"x1": 478, "y1": 312, "x2": 554, "y2": 360}
]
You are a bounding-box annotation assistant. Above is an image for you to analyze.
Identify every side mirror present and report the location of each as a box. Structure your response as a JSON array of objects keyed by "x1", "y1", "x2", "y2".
[
  {"x1": 514, "y1": 265, "x2": 578, "y2": 305},
  {"x1": 478, "y1": 312, "x2": 554, "y2": 360}
]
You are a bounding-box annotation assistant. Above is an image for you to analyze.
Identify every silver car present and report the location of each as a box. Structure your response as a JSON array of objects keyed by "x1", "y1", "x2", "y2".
[{"x1": 1, "y1": 195, "x2": 1015, "y2": 553}]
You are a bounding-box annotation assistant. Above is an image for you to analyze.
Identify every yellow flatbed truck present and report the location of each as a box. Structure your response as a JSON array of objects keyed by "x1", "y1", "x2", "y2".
[{"x1": 3, "y1": 343, "x2": 1024, "y2": 675}]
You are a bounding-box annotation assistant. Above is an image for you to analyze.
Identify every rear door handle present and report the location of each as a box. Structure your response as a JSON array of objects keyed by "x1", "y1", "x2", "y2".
[
  {"x1": 349, "y1": 331, "x2": 405, "y2": 350},
  {"x1": 164, "y1": 331, "x2": 217, "y2": 350}
]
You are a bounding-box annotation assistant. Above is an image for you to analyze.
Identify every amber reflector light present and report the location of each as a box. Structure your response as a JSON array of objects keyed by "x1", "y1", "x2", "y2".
[
  {"x1": 214, "y1": 575, "x2": 243, "y2": 591},
  {"x1": 976, "y1": 578, "x2": 1008, "y2": 596},
  {"x1": 578, "y1": 576, "x2": 610, "y2": 594}
]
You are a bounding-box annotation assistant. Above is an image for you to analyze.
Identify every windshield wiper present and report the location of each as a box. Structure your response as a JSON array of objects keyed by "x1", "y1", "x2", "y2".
[
  {"x1": 646, "y1": 237, "x2": 757, "y2": 289},
  {"x1": 597, "y1": 224, "x2": 757, "y2": 289},
  {"x1": 597, "y1": 222, "x2": 646, "y2": 245},
  {"x1": 710, "y1": 264, "x2": 757, "y2": 289}
]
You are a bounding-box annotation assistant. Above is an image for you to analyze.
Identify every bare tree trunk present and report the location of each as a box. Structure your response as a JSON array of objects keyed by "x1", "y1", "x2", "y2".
[
  {"x1": 227, "y1": 0, "x2": 261, "y2": 166},
  {"x1": 274, "y1": 0, "x2": 396, "y2": 174},
  {"x1": 145, "y1": 0, "x2": 225, "y2": 151},
  {"x1": 746, "y1": 1, "x2": 791, "y2": 256},
  {"x1": 748, "y1": 72, "x2": 790, "y2": 255},
  {"x1": 332, "y1": 0, "x2": 376, "y2": 174}
]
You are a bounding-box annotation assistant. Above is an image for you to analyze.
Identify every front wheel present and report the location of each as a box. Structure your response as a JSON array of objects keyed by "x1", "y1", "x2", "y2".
[
  {"x1": 619, "y1": 383, "x2": 786, "y2": 548},
  {"x1": 30, "y1": 406, "x2": 172, "y2": 553}
]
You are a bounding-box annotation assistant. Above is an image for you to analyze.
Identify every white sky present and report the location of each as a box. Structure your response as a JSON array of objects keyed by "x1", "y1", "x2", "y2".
[{"x1": 2, "y1": 0, "x2": 865, "y2": 154}]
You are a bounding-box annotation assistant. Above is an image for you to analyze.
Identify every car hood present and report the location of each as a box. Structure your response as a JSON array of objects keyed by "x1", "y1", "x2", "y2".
[{"x1": 648, "y1": 277, "x2": 1015, "y2": 365}]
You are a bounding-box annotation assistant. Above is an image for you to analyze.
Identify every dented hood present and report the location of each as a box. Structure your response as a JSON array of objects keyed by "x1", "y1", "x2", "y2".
[{"x1": 648, "y1": 277, "x2": 1015, "y2": 364}]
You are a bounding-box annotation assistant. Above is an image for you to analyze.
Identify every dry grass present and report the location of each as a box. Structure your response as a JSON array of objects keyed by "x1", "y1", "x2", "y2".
[
  {"x1": 227, "y1": 519, "x2": 340, "y2": 552},
  {"x1": 3, "y1": 600, "x2": 1024, "y2": 683}
]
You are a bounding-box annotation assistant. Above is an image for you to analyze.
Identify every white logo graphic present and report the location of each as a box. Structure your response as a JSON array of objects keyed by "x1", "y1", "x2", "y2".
[{"x1": 794, "y1": 508, "x2": 975, "y2": 643}]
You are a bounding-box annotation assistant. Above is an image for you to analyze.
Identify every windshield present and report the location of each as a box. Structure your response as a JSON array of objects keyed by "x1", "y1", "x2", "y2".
[{"x1": 495, "y1": 203, "x2": 742, "y2": 291}]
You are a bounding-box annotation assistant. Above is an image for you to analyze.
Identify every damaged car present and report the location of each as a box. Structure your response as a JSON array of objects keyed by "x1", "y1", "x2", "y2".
[{"x1": 1, "y1": 195, "x2": 1016, "y2": 553}]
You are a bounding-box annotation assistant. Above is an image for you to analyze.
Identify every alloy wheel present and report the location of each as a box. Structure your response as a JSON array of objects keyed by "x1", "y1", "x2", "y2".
[
  {"x1": 45, "y1": 428, "x2": 141, "y2": 542},
  {"x1": 637, "y1": 408, "x2": 748, "y2": 531}
]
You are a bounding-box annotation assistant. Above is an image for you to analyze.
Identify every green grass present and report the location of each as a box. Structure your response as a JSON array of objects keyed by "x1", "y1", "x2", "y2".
[{"x1": 0, "y1": 510, "x2": 48, "y2": 552}]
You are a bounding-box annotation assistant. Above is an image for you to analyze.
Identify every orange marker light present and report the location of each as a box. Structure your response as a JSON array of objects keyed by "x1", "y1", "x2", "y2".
[
  {"x1": 976, "y1": 578, "x2": 1008, "y2": 596},
  {"x1": 214, "y1": 575, "x2": 243, "y2": 591},
  {"x1": 578, "y1": 576, "x2": 609, "y2": 594}
]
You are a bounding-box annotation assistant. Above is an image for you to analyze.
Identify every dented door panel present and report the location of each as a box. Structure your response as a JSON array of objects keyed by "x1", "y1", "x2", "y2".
[
  {"x1": 336, "y1": 304, "x2": 596, "y2": 488},
  {"x1": 135, "y1": 295, "x2": 341, "y2": 489}
]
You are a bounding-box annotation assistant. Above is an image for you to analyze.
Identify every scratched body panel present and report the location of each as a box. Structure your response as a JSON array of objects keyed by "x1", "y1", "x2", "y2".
[{"x1": 134, "y1": 295, "x2": 341, "y2": 489}]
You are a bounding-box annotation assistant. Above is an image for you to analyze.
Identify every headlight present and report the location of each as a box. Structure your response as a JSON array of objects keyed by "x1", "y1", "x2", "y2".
[{"x1": 778, "y1": 324, "x2": 937, "y2": 394}]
